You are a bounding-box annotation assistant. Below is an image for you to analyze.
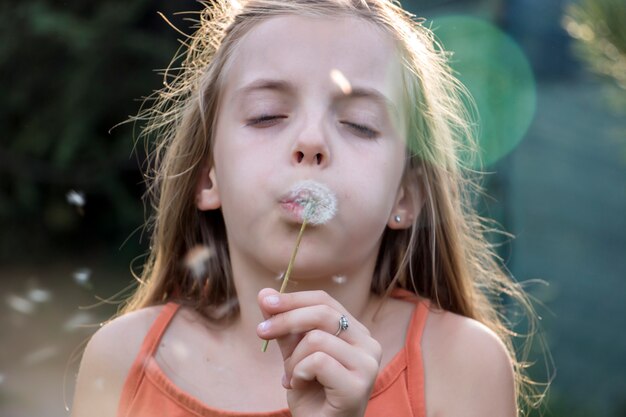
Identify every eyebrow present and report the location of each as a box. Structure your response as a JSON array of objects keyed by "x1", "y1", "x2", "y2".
[{"x1": 234, "y1": 78, "x2": 398, "y2": 116}]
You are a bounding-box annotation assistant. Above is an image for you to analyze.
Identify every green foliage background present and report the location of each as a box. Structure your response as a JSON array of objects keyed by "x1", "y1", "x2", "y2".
[
  {"x1": 0, "y1": 0, "x2": 193, "y2": 261},
  {"x1": 564, "y1": 0, "x2": 626, "y2": 94}
]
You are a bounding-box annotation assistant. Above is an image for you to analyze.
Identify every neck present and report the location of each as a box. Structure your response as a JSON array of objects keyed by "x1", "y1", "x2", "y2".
[{"x1": 226, "y1": 247, "x2": 381, "y2": 359}]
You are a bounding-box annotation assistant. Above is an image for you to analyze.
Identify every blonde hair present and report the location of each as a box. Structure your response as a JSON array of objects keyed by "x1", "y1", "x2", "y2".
[{"x1": 121, "y1": 0, "x2": 546, "y2": 413}]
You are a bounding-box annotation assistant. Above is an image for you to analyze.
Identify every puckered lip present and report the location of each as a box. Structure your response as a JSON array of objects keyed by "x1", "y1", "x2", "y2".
[
  {"x1": 278, "y1": 188, "x2": 305, "y2": 205},
  {"x1": 276, "y1": 179, "x2": 338, "y2": 225},
  {"x1": 278, "y1": 198, "x2": 305, "y2": 223}
]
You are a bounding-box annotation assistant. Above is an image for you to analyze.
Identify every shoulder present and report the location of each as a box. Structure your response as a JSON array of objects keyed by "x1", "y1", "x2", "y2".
[
  {"x1": 70, "y1": 304, "x2": 167, "y2": 417},
  {"x1": 422, "y1": 308, "x2": 517, "y2": 417}
]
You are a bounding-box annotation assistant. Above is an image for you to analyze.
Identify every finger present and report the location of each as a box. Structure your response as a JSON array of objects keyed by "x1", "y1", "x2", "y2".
[
  {"x1": 257, "y1": 305, "x2": 369, "y2": 361},
  {"x1": 258, "y1": 287, "x2": 280, "y2": 321},
  {"x1": 257, "y1": 288, "x2": 301, "y2": 354},
  {"x1": 258, "y1": 289, "x2": 370, "y2": 335},
  {"x1": 290, "y1": 352, "x2": 374, "y2": 412},
  {"x1": 284, "y1": 329, "x2": 381, "y2": 387}
]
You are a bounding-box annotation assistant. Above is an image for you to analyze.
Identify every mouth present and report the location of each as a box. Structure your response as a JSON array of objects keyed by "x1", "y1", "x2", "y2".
[
  {"x1": 279, "y1": 198, "x2": 306, "y2": 221},
  {"x1": 278, "y1": 180, "x2": 338, "y2": 225}
]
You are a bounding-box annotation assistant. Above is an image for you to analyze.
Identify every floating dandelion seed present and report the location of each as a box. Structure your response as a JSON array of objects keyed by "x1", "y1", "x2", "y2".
[
  {"x1": 275, "y1": 272, "x2": 285, "y2": 281},
  {"x1": 73, "y1": 268, "x2": 92, "y2": 287},
  {"x1": 184, "y1": 245, "x2": 214, "y2": 279},
  {"x1": 22, "y1": 345, "x2": 59, "y2": 366},
  {"x1": 209, "y1": 297, "x2": 240, "y2": 320},
  {"x1": 63, "y1": 312, "x2": 95, "y2": 332},
  {"x1": 330, "y1": 69, "x2": 352, "y2": 94},
  {"x1": 66, "y1": 190, "x2": 86, "y2": 215},
  {"x1": 28, "y1": 288, "x2": 51, "y2": 303},
  {"x1": 6, "y1": 294, "x2": 35, "y2": 314},
  {"x1": 332, "y1": 275, "x2": 347, "y2": 285},
  {"x1": 262, "y1": 180, "x2": 337, "y2": 352},
  {"x1": 94, "y1": 377, "x2": 105, "y2": 391}
]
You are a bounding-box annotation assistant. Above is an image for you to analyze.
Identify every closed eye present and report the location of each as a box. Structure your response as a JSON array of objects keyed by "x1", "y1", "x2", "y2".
[
  {"x1": 245, "y1": 115, "x2": 287, "y2": 127},
  {"x1": 341, "y1": 121, "x2": 378, "y2": 139}
]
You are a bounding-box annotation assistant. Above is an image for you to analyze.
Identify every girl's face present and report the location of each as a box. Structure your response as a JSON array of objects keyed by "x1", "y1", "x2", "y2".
[{"x1": 200, "y1": 15, "x2": 414, "y2": 279}]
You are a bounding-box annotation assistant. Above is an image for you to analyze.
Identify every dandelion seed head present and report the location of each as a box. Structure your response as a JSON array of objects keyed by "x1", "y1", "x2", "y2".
[
  {"x1": 184, "y1": 245, "x2": 214, "y2": 279},
  {"x1": 330, "y1": 69, "x2": 352, "y2": 94},
  {"x1": 288, "y1": 180, "x2": 337, "y2": 225}
]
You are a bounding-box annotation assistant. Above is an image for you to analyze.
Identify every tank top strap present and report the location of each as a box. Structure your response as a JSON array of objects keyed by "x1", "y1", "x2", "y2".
[
  {"x1": 390, "y1": 288, "x2": 430, "y2": 417},
  {"x1": 117, "y1": 301, "x2": 181, "y2": 417}
]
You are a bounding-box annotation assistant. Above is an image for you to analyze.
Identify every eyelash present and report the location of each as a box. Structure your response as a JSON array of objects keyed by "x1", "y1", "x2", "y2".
[
  {"x1": 246, "y1": 115, "x2": 287, "y2": 126},
  {"x1": 246, "y1": 115, "x2": 378, "y2": 139},
  {"x1": 343, "y1": 121, "x2": 378, "y2": 139}
]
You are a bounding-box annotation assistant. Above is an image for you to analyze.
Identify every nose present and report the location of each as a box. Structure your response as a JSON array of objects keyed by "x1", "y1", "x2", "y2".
[
  {"x1": 291, "y1": 119, "x2": 330, "y2": 167},
  {"x1": 293, "y1": 149, "x2": 325, "y2": 165}
]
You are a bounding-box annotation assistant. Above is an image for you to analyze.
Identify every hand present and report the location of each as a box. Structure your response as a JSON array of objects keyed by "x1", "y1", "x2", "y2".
[{"x1": 257, "y1": 288, "x2": 382, "y2": 417}]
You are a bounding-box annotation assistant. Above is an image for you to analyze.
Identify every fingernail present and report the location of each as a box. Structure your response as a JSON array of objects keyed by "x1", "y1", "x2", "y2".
[
  {"x1": 281, "y1": 373, "x2": 290, "y2": 389},
  {"x1": 265, "y1": 295, "x2": 280, "y2": 306},
  {"x1": 258, "y1": 320, "x2": 271, "y2": 333}
]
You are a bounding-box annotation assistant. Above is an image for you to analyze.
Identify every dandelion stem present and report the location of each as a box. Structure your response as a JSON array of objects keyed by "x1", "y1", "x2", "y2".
[{"x1": 261, "y1": 218, "x2": 308, "y2": 353}]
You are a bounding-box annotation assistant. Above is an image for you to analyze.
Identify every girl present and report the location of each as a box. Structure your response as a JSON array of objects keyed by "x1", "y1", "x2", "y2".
[{"x1": 72, "y1": 1, "x2": 542, "y2": 416}]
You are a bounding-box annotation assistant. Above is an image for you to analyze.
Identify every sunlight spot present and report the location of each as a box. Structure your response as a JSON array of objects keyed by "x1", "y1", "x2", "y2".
[
  {"x1": 330, "y1": 69, "x2": 352, "y2": 94},
  {"x1": 171, "y1": 340, "x2": 190, "y2": 361}
]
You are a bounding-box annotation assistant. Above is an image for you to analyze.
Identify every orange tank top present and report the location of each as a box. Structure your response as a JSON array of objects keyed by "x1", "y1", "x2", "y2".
[{"x1": 117, "y1": 289, "x2": 430, "y2": 417}]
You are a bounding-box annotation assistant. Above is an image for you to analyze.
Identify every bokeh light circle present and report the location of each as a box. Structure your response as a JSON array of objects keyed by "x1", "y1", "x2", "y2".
[{"x1": 432, "y1": 15, "x2": 536, "y2": 167}]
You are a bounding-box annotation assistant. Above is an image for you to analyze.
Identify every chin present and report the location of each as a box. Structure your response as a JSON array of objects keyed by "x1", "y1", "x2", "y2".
[{"x1": 258, "y1": 252, "x2": 342, "y2": 281}]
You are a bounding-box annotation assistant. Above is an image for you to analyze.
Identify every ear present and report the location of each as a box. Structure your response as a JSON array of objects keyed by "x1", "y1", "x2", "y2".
[
  {"x1": 195, "y1": 164, "x2": 221, "y2": 211},
  {"x1": 387, "y1": 174, "x2": 424, "y2": 230}
]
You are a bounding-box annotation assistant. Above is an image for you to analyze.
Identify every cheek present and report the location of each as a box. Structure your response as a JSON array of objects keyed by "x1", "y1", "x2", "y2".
[{"x1": 342, "y1": 160, "x2": 401, "y2": 221}]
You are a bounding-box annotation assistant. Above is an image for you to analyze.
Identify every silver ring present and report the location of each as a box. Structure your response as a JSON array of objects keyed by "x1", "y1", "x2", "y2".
[{"x1": 334, "y1": 315, "x2": 349, "y2": 336}]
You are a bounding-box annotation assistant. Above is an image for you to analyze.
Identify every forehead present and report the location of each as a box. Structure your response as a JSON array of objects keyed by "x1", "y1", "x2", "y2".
[{"x1": 221, "y1": 14, "x2": 403, "y2": 104}]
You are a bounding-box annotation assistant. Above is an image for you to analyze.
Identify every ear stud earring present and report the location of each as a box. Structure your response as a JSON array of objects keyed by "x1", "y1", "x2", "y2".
[{"x1": 394, "y1": 215, "x2": 401, "y2": 223}]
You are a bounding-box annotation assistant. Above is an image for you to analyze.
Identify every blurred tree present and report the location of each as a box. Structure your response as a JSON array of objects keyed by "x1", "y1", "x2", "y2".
[
  {"x1": 563, "y1": 0, "x2": 626, "y2": 120},
  {"x1": 0, "y1": 0, "x2": 197, "y2": 261}
]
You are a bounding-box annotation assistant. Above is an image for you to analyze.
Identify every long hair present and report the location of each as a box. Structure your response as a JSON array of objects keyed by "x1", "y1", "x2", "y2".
[{"x1": 120, "y1": 0, "x2": 546, "y2": 413}]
